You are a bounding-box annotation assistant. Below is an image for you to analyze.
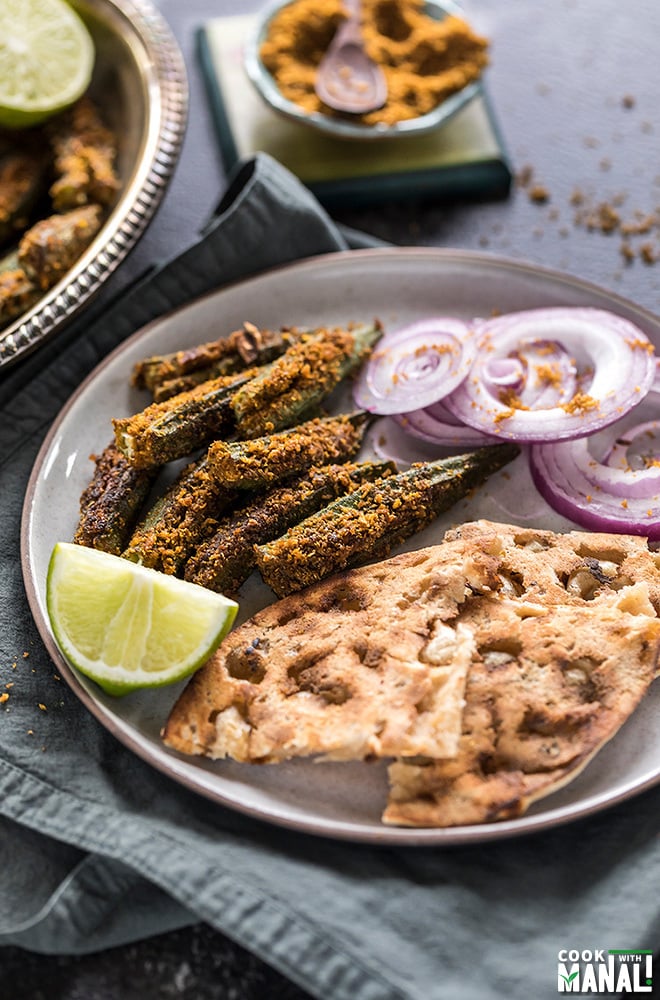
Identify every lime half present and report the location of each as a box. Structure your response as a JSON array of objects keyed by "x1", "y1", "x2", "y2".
[
  {"x1": 0, "y1": 0, "x2": 95, "y2": 129},
  {"x1": 46, "y1": 543, "x2": 238, "y2": 696}
]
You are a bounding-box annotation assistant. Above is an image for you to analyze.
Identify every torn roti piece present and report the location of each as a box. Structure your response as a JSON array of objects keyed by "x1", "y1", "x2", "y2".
[
  {"x1": 384, "y1": 522, "x2": 660, "y2": 827},
  {"x1": 163, "y1": 518, "x2": 660, "y2": 828},
  {"x1": 162, "y1": 537, "x2": 505, "y2": 763}
]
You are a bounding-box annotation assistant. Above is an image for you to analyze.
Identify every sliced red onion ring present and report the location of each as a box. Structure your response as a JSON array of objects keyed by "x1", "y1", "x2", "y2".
[
  {"x1": 651, "y1": 356, "x2": 660, "y2": 394},
  {"x1": 482, "y1": 357, "x2": 525, "y2": 391},
  {"x1": 510, "y1": 339, "x2": 578, "y2": 409},
  {"x1": 353, "y1": 317, "x2": 476, "y2": 415},
  {"x1": 529, "y1": 436, "x2": 660, "y2": 537},
  {"x1": 603, "y1": 420, "x2": 660, "y2": 472},
  {"x1": 444, "y1": 307, "x2": 656, "y2": 442},
  {"x1": 394, "y1": 403, "x2": 498, "y2": 447}
]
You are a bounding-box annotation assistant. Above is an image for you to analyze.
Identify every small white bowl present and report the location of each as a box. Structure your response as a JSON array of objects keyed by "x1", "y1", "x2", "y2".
[{"x1": 244, "y1": 0, "x2": 484, "y2": 142}]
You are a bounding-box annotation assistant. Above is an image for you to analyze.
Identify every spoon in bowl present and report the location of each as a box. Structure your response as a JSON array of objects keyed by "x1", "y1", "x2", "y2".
[{"x1": 314, "y1": 0, "x2": 387, "y2": 114}]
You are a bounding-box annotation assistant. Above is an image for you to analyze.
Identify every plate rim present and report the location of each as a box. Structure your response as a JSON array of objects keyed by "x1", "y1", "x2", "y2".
[
  {"x1": 21, "y1": 245, "x2": 660, "y2": 846},
  {"x1": 0, "y1": 0, "x2": 188, "y2": 370}
]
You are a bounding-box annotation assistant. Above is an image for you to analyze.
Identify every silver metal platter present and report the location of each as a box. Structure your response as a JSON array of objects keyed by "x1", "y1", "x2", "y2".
[{"x1": 0, "y1": 0, "x2": 187, "y2": 370}]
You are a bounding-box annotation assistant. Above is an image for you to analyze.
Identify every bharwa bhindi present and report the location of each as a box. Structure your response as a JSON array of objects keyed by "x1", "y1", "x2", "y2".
[
  {"x1": 122, "y1": 457, "x2": 238, "y2": 574},
  {"x1": 255, "y1": 444, "x2": 520, "y2": 596},
  {"x1": 131, "y1": 322, "x2": 303, "y2": 400},
  {"x1": 231, "y1": 321, "x2": 382, "y2": 438},
  {"x1": 184, "y1": 459, "x2": 395, "y2": 594},
  {"x1": 73, "y1": 441, "x2": 160, "y2": 555},
  {"x1": 113, "y1": 368, "x2": 260, "y2": 469},
  {"x1": 207, "y1": 411, "x2": 373, "y2": 490}
]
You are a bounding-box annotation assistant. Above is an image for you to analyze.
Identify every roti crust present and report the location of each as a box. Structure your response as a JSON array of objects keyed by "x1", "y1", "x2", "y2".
[
  {"x1": 384, "y1": 586, "x2": 660, "y2": 827},
  {"x1": 163, "y1": 536, "x2": 504, "y2": 762}
]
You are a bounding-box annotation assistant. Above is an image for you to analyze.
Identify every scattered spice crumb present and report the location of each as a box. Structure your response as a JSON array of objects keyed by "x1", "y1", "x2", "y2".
[
  {"x1": 27, "y1": 729, "x2": 34, "y2": 735},
  {"x1": 639, "y1": 243, "x2": 657, "y2": 265},
  {"x1": 523, "y1": 179, "x2": 660, "y2": 266},
  {"x1": 23, "y1": 651, "x2": 29, "y2": 658},
  {"x1": 622, "y1": 94, "x2": 635, "y2": 109},
  {"x1": 620, "y1": 242, "x2": 635, "y2": 263},
  {"x1": 38, "y1": 703, "x2": 47, "y2": 711},
  {"x1": 528, "y1": 184, "x2": 550, "y2": 204},
  {"x1": 0, "y1": 693, "x2": 9, "y2": 704}
]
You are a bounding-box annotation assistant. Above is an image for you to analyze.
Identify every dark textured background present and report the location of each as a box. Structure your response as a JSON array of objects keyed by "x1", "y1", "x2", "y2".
[{"x1": 4, "y1": 0, "x2": 660, "y2": 996}]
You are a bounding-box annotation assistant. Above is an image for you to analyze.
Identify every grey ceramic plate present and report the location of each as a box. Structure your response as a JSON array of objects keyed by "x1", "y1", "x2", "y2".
[
  {"x1": 0, "y1": 0, "x2": 187, "y2": 370},
  {"x1": 21, "y1": 248, "x2": 660, "y2": 845},
  {"x1": 244, "y1": 0, "x2": 483, "y2": 141}
]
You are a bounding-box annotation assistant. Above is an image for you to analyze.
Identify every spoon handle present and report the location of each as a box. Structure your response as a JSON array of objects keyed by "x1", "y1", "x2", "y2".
[{"x1": 336, "y1": 0, "x2": 363, "y2": 43}]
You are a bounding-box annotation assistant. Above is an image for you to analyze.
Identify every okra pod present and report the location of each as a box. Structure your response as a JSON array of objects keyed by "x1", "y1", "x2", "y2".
[
  {"x1": 48, "y1": 96, "x2": 120, "y2": 211},
  {"x1": 73, "y1": 441, "x2": 160, "y2": 555},
  {"x1": 18, "y1": 204, "x2": 103, "y2": 291},
  {"x1": 207, "y1": 411, "x2": 372, "y2": 490},
  {"x1": 184, "y1": 459, "x2": 395, "y2": 593},
  {"x1": 0, "y1": 259, "x2": 40, "y2": 327},
  {"x1": 0, "y1": 148, "x2": 49, "y2": 248},
  {"x1": 113, "y1": 368, "x2": 259, "y2": 469},
  {"x1": 131, "y1": 322, "x2": 301, "y2": 396},
  {"x1": 231, "y1": 322, "x2": 382, "y2": 439},
  {"x1": 122, "y1": 457, "x2": 238, "y2": 575},
  {"x1": 254, "y1": 444, "x2": 520, "y2": 596}
]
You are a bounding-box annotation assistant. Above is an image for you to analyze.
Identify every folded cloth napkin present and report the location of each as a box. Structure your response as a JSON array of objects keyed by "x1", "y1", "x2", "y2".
[{"x1": 1, "y1": 153, "x2": 658, "y2": 1000}]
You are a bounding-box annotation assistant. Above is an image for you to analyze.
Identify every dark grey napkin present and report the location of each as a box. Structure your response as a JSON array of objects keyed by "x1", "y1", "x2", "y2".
[{"x1": 1, "y1": 153, "x2": 658, "y2": 1000}]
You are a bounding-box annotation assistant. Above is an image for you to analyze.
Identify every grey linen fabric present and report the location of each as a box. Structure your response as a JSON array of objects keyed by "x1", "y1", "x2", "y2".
[{"x1": 1, "y1": 153, "x2": 658, "y2": 1000}]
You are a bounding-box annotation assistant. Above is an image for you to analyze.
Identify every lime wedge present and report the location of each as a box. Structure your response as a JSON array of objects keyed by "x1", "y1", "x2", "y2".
[
  {"x1": 46, "y1": 543, "x2": 238, "y2": 696},
  {"x1": 0, "y1": 0, "x2": 95, "y2": 129}
]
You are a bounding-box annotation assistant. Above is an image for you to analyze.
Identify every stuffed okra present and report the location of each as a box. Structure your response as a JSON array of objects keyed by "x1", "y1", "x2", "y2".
[
  {"x1": 0, "y1": 148, "x2": 49, "y2": 248},
  {"x1": 254, "y1": 444, "x2": 520, "y2": 596},
  {"x1": 132, "y1": 322, "x2": 302, "y2": 400},
  {"x1": 231, "y1": 321, "x2": 382, "y2": 438},
  {"x1": 207, "y1": 411, "x2": 372, "y2": 490},
  {"x1": 18, "y1": 204, "x2": 103, "y2": 291},
  {"x1": 184, "y1": 459, "x2": 395, "y2": 593},
  {"x1": 73, "y1": 442, "x2": 160, "y2": 555},
  {"x1": 122, "y1": 457, "x2": 238, "y2": 575},
  {"x1": 113, "y1": 368, "x2": 259, "y2": 469},
  {"x1": 47, "y1": 96, "x2": 120, "y2": 212}
]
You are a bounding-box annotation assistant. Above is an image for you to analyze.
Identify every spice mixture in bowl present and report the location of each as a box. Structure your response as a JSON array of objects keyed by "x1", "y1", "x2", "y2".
[{"x1": 245, "y1": 0, "x2": 489, "y2": 140}]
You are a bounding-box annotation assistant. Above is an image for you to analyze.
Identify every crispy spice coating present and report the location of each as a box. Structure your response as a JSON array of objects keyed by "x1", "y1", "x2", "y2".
[
  {"x1": 18, "y1": 204, "x2": 103, "y2": 291},
  {"x1": 207, "y1": 411, "x2": 372, "y2": 490},
  {"x1": 0, "y1": 149, "x2": 49, "y2": 247},
  {"x1": 47, "y1": 96, "x2": 120, "y2": 211},
  {"x1": 184, "y1": 459, "x2": 395, "y2": 593},
  {"x1": 122, "y1": 458, "x2": 238, "y2": 575},
  {"x1": 73, "y1": 441, "x2": 160, "y2": 555},
  {"x1": 131, "y1": 323, "x2": 302, "y2": 398},
  {"x1": 231, "y1": 322, "x2": 382, "y2": 439},
  {"x1": 0, "y1": 261, "x2": 40, "y2": 324},
  {"x1": 255, "y1": 444, "x2": 520, "y2": 596},
  {"x1": 113, "y1": 368, "x2": 259, "y2": 469}
]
